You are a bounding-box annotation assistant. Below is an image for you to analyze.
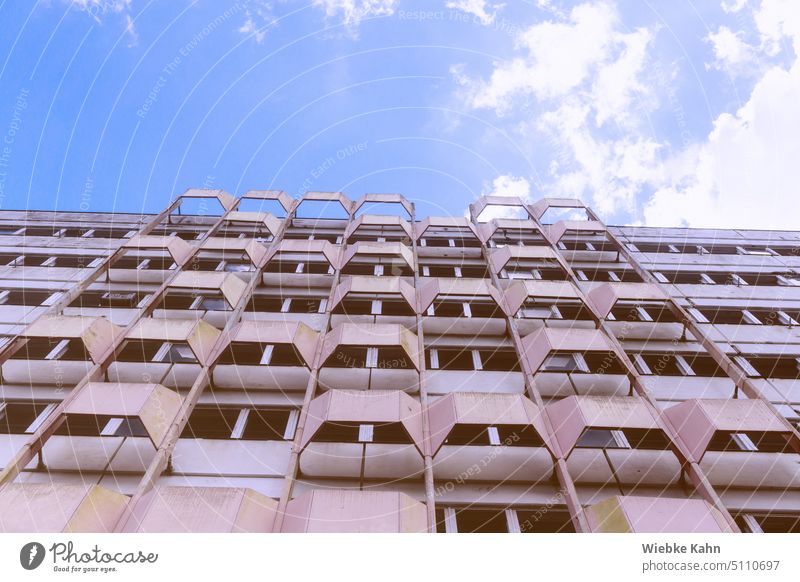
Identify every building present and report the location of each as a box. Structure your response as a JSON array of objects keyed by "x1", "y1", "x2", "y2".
[{"x1": 0, "y1": 188, "x2": 798, "y2": 533}]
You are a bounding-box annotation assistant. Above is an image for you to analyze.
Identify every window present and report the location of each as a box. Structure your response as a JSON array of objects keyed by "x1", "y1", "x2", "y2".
[
  {"x1": 54, "y1": 415, "x2": 148, "y2": 437},
  {"x1": 576, "y1": 429, "x2": 628, "y2": 449},
  {"x1": 540, "y1": 353, "x2": 588, "y2": 373},
  {"x1": 0, "y1": 402, "x2": 50, "y2": 433},
  {"x1": 518, "y1": 509, "x2": 575, "y2": 533},
  {"x1": 0, "y1": 290, "x2": 54, "y2": 306},
  {"x1": 241, "y1": 409, "x2": 294, "y2": 440},
  {"x1": 736, "y1": 513, "x2": 800, "y2": 533},
  {"x1": 216, "y1": 343, "x2": 304, "y2": 367},
  {"x1": 70, "y1": 291, "x2": 146, "y2": 309},
  {"x1": 736, "y1": 356, "x2": 800, "y2": 379},
  {"x1": 181, "y1": 407, "x2": 240, "y2": 439},
  {"x1": 633, "y1": 353, "x2": 725, "y2": 377},
  {"x1": 324, "y1": 346, "x2": 412, "y2": 369},
  {"x1": 11, "y1": 338, "x2": 89, "y2": 361},
  {"x1": 435, "y1": 508, "x2": 509, "y2": 533}
]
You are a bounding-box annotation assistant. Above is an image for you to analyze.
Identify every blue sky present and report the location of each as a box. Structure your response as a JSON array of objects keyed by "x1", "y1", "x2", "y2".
[{"x1": 0, "y1": 0, "x2": 797, "y2": 228}]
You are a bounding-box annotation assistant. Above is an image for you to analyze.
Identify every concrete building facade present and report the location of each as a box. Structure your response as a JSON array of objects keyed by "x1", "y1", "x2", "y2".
[{"x1": 0, "y1": 188, "x2": 798, "y2": 533}]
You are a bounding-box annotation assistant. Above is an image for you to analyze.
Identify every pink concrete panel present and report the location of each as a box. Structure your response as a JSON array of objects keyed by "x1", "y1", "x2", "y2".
[
  {"x1": 181, "y1": 187, "x2": 237, "y2": 211},
  {"x1": 0, "y1": 483, "x2": 127, "y2": 533},
  {"x1": 300, "y1": 389, "x2": 424, "y2": 452},
  {"x1": 231, "y1": 321, "x2": 319, "y2": 366},
  {"x1": 65, "y1": 382, "x2": 182, "y2": 447},
  {"x1": 344, "y1": 214, "x2": 413, "y2": 240},
  {"x1": 586, "y1": 282, "x2": 668, "y2": 319},
  {"x1": 427, "y1": 392, "x2": 552, "y2": 455},
  {"x1": 301, "y1": 190, "x2": 353, "y2": 213},
  {"x1": 487, "y1": 245, "x2": 558, "y2": 274},
  {"x1": 664, "y1": 399, "x2": 789, "y2": 462},
  {"x1": 329, "y1": 276, "x2": 417, "y2": 313},
  {"x1": 473, "y1": 195, "x2": 530, "y2": 221},
  {"x1": 201, "y1": 236, "x2": 269, "y2": 268},
  {"x1": 320, "y1": 323, "x2": 420, "y2": 370},
  {"x1": 587, "y1": 495, "x2": 731, "y2": 533},
  {"x1": 504, "y1": 280, "x2": 582, "y2": 315},
  {"x1": 530, "y1": 197, "x2": 587, "y2": 220},
  {"x1": 478, "y1": 218, "x2": 543, "y2": 243},
  {"x1": 241, "y1": 189, "x2": 294, "y2": 212},
  {"x1": 170, "y1": 271, "x2": 247, "y2": 308},
  {"x1": 129, "y1": 319, "x2": 221, "y2": 366},
  {"x1": 265, "y1": 239, "x2": 341, "y2": 270},
  {"x1": 414, "y1": 216, "x2": 479, "y2": 240},
  {"x1": 352, "y1": 193, "x2": 414, "y2": 218},
  {"x1": 25, "y1": 315, "x2": 122, "y2": 363},
  {"x1": 545, "y1": 395, "x2": 659, "y2": 456},
  {"x1": 545, "y1": 220, "x2": 606, "y2": 244},
  {"x1": 519, "y1": 327, "x2": 613, "y2": 373},
  {"x1": 129, "y1": 486, "x2": 277, "y2": 533},
  {"x1": 124, "y1": 235, "x2": 193, "y2": 265},
  {"x1": 417, "y1": 278, "x2": 507, "y2": 315},
  {"x1": 282, "y1": 490, "x2": 427, "y2": 533},
  {"x1": 342, "y1": 241, "x2": 415, "y2": 271}
]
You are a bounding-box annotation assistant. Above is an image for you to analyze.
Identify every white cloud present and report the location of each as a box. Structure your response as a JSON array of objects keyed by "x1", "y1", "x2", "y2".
[
  {"x1": 472, "y1": 175, "x2": 532, "y2": 220},
  {"x1": 446, "y1": 0, "x2": 504, "y2": 25},
  {"x1": 453, "y1": 1, "x2": 659, "y2": 218},
  {"x1": 454, "y1": 2, "x2": 622, "y2": 112},
  {"x1": 644, "y1": 2, "x2": 800, "y2": 229},
  {"x1": 722, "y1": 0, "x2": 748, "y2": 13},
  {"x1": 753, "y1": 0, "x2": 800, "y2": 56},
  {"x1": 312, "y1": 0, "x2": 398, "y2": 31},
  {"x1": 237, "y1": 1, "x2": 275, "y2": 43},
  {"x1": 706, "y1": 25, "x2": 756, "y2": 74},
  {"x1": 63, "y1": 0, "x2": 138, "y2": 45}
]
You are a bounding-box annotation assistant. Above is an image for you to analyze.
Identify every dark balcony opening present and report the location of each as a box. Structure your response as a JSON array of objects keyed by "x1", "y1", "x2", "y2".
[
  {"x1": 518, "y1": 509, "x2": 575, "y2": 533},
  {"x1": 427, "y1": 348, "x2": 473, "y2": 371},
  {"x1": 503, "y1": 266, "x2": 568, "y2": 281},
  {"x1": 577, "y1": 269, "x2": 642, "y2": 283},
  {"x1": 576, "y1": 429, "x2": 625, "y2": 449},
  {"x1": 265, "y1": 260, "x2": 332, "y2": 275},
  {"x1": 70, "y1": 290, "x2": 145, "y2": 309},
  {"x1": 745, "y1": 356, "x2": 800, "y2": 379},
  {"x1": 117, "y1": 340, "x2": 197, "y2": 363},
  {"x1": 53, "y1": 414, "x2": 148, "y2": 438},
  {"x1": 444, "y1": 425, "x2": 492, "y2": 446},
  {"x1": 479, "y1": 349, "x2": 521, "y2": 372},
  {"x1": 609, "y1": 303, "x2": 679, "y2": 323},
  {"x1": 737, "y1": 513, "x2": 800, "y2": 533},
  {"x1": 117, "y1": 339, "x2": 165, "y2": 362},
  {"x1": 313, "y1": 422, "x2": 360, "y2": 442},
  {"x1": 622, "y1": 428, "x2": 672, "y2": 450},
  {"x1": 325, "y1": 346, "x2": 368, "y2": 368},
  {"x1": 0, "y1": 289, "x2": 53, "y2": 307},
  {"x1": 11, "y1": 338, "x2": 90, "y2": 361},
  {"x1": 112, "y1": 256, "x2": 175, "y2": 270},
  {"x1": 0, "y1": 402, "x2": 49, "y2": 434},
  {"x1": 242, "y1": 409, "x2": 292, "y2": 440},
  {"x1": 216, "y1": 342, "x2": 304, "y2": 367},
  {"x1": 158, "y1": 292, "x2": 229, "y2": 311},
  {"x1": 309, "y1": 420, "x2": 414, "y2": 445},
  {"x1": 583, "y1": 352, "x2": 626, "y2": 375},
  {"x1": 181, "y1": 407, "x2": 239, "y2": 439},
  {"x1": 498, "y1": 425, "x2": 544, "y2": 447},
  {"x1": 435, "y1": 508, "x2": 508, "y2": 533}
]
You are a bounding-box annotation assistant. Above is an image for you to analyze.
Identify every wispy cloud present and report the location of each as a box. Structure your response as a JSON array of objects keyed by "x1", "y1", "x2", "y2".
[
  {"x1": 238, "y1": 1, "x2": 275, "y2": 43},
  {"x1": 446, "y1": 0, "x2": 504, "y2": 26},
  {"x1": 312, "y1": 0, "x2": 398, "y2": 35},
  {"x1": 452, "y1": 1, "x2": 660, "y2": 217},
  {"x1": 63, "y1": 0, "x2": 138, "y2": 46}
]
